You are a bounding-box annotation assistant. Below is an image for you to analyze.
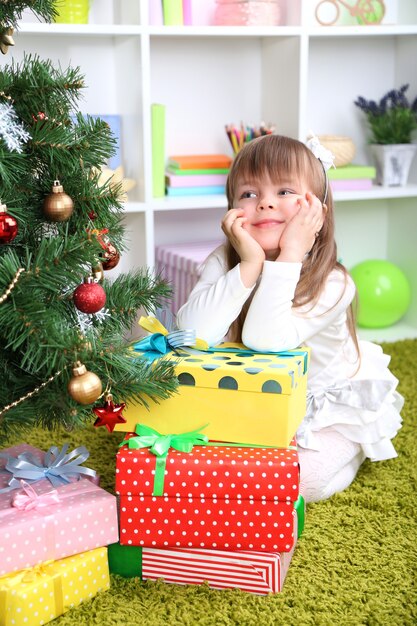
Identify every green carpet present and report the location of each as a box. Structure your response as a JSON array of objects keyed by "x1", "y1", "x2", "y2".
[{"x1": 3, "y1": 339, "x2": 417, "y2": 626}]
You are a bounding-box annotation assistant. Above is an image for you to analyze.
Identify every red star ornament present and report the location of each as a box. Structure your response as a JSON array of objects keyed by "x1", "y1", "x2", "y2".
[{"x1": 93, "y1": 394, "x2": 127, "y2": 433}]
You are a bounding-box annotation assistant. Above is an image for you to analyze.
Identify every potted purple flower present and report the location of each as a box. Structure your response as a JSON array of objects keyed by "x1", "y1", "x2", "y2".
[{"x1": 354, "y1": 84, "x2": 417, "y2": 186}]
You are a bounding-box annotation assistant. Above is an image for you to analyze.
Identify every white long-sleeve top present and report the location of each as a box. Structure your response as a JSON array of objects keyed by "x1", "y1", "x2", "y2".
[
  {"x1": 176, "y1": 244, "x2": 356, "y2": 384},
  {"x1": 176, "y1": 244, "x2": 403, "y2": 461}
]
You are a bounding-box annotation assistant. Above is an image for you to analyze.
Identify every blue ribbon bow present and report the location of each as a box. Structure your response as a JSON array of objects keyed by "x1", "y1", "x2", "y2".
[
  {"x1": 133, "y1": 329, "x2": 198, "y2": 362},
  {"x1": 0, "y1": 443, "x2": 96, "y2": 493}
]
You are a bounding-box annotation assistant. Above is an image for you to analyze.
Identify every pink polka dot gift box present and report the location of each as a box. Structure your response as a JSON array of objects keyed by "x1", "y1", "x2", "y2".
[
  {"x1": 0, "y1": 444, "x2": 119, "y2": 577},
  {"x1": 116, "y1": 432, "x2": 299, "y2": 553}
]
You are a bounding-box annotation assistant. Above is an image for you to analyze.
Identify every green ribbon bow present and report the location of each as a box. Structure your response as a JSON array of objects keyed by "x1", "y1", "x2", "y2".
[{"x1": 119, "y1": 423, "x2": 209, "y2": 496}]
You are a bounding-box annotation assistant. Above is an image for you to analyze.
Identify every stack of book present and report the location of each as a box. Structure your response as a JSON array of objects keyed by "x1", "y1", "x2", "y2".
[
  {"x1": 165, "y1": 154, "x2": 232, "y2": 197},
  {"x1": 328, "y1": 164, "x2": 376, "y2": 191}
]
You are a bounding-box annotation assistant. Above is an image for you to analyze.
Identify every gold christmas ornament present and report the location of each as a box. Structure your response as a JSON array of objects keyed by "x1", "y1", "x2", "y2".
[
  {"x1": 0, "y1": 27, "x2": 15, "y2": 55},
  {"x1": 92, "y1": 262, "x2": 104, "y2": 283},
  {"x1": 67, "y1": 361, "x2": 102, "y2": 405},
  {"x1": 43, "y1": 180, "x2": 74, "y2": 222}
]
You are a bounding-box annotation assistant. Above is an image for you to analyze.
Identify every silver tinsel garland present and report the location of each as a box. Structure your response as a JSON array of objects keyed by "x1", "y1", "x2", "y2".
[{"x1": 0, "y1": 101, "x2": 30, "y2": 152}]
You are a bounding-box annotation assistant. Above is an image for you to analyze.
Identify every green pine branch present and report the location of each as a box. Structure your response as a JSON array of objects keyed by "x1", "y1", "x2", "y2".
[
  {"x1": 0, "y1": 55, "x2": 83, "y2": 116},
  {"x1": 0, "y1": 53, "x2": 179, "y2": 441},
  {"x1": 0, "y1": 1, "x2": 57, "y2": 29},
  {"x1": 0, "y1": 150, "x2": 27, "y2": 187}
]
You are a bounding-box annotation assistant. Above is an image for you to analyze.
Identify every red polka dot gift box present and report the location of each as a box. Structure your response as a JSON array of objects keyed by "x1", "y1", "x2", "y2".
[
  {"x1": 115, "y1": 430, "x2": 299, "y2": 553},
  {"x1": 118, "y1": 336, "x2": 310, "y2": 449},
  {"x1": 0, "y1": 444, "x2": 119, "y2": 577}
]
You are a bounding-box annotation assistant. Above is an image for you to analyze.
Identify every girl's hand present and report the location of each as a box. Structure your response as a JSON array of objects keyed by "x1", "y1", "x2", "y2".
[
  {"x1": 278, "y1": 192, "x2": 324, "y2": 262},
  {"x1": 221, "y1": 208, "x2": 265, "y2": 264},
  {"x1": 222, "y1": 208, "x2": 265, "y2": 287}
]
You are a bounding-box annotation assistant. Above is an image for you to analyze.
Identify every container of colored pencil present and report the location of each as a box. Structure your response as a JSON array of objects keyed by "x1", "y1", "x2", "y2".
[{"x1": 225, "y1": 122, "x2": 276, "y2": 155}]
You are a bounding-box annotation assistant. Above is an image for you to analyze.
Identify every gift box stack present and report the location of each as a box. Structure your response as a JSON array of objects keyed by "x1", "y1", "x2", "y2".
[
  {"x1": 0, "y1": 444, "x2": 119, "y2": 626},
  {"x1": 112, "y1": 332, "x2": 309, "y2": 595},
  {"x1": 165, "y1": 154, "x2": 231, "y2": 197}
]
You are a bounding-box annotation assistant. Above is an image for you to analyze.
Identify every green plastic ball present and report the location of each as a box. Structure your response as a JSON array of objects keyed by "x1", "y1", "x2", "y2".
[{"x1": 350, "y1": 260, "x2": 411, "y2": 328}]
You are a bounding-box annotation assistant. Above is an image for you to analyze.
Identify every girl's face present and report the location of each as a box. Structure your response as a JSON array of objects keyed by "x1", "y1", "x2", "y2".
[{"x1": 233, "y1": 173, "x2": 313, "y2": 260}]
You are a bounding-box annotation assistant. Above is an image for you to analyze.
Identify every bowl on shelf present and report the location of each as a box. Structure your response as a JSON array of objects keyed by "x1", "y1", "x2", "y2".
[{"x1": 317, "y1": 135, "x2": 356, "y2": 167}]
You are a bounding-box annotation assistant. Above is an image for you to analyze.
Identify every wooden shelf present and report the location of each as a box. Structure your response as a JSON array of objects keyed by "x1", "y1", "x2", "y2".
[{"x1": 16, "y1": 0, "x2": 417, "y2": 342}]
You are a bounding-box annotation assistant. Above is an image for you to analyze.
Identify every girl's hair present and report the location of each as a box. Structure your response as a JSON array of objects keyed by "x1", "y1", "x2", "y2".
[{"x1": 225, "y1": 134, "x2": 359, "y2": 357}]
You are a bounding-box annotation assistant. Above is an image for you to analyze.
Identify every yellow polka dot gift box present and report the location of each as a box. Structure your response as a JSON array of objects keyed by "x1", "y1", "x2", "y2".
[
  {"x1": 115, "y1": 429, "x2": 299, "y2": 553},
  {"x1": 119, "y1": 319, "x2": 310, "y2": 448},
  {"x1": 0, "y1": 444, "x2": 119, "y2": 577},
  {"x1": 0, "y1": 546, "x2": 110, "y2": 626}
]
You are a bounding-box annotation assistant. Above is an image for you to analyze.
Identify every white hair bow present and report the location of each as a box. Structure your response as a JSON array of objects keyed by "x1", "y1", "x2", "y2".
[{"x1": 306, "y1": 132, "x2": 335, "y2": 171}]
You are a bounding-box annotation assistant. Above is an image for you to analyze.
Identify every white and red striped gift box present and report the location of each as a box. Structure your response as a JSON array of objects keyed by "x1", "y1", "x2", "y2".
[
  {"x1": 142, "y1": 540, "x2": 296, "y2": 595},
  {"x1": 155, "y1": 241, "x2": 222, "y2": 314}
]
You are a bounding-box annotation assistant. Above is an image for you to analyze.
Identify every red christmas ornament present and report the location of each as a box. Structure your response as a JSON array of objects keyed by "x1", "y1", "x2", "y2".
[
  {"x1": 73, "y1": 277, "x2": 106, "y2": 314},
  {"x1": 93, "y1": 393, "x2": 127, "y2": 433},
  {"x1": 0, "y1": 202, "x2": 18, "y2": 244},
  {"x1": 101, "y1": 241, "x2": 120, "y2": 270},
  {"x1": 32, "y1": 111, "x2": 48, "y2": 123},
  {"x1": 87, "y1": 227, "x2": 120, "y2": 271}
]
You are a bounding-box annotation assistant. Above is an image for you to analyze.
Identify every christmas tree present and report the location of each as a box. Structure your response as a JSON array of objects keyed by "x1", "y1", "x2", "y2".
[{"x1": 0, "y1": 2, "x2": 177, "y2": 441}]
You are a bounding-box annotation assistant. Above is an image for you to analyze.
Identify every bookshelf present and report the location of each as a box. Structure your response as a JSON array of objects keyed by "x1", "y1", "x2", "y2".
[{"x1": 9, "y1": 0, "x2": 417, "y2": 342}]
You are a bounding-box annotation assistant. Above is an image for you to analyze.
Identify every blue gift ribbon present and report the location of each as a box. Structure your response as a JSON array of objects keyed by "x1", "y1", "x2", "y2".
[
  {"x1": 0, "y1": 443, "x2": 96, "y2": 493},
  {"x1": 204, "y1": 346, "x2": 309, "y2": 374},
  {"x1": 132, "y1": 320, "x2": 308, "y2": 374},
  {"x1": 132, "y1": 329, "x2": 197, "y2": 363}
]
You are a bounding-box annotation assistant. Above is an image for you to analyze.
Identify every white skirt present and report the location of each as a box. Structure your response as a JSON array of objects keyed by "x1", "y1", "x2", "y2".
[{"x1": 296, "y1": 340, "x2": 403, "y2": 461}]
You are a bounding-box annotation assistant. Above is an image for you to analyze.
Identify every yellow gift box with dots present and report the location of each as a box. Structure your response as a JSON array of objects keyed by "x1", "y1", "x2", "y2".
[
  {"x1": 0, "y1": 547, "x2": 109, "y2": 626},
  {"x1": 120, "y1": 318, "x2": 310, "y2": 447}
]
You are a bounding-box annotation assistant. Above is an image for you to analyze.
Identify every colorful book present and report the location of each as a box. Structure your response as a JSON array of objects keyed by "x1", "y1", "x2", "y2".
[
  {"x1": 166, "y1": 172, "x2": 228, "y2": 188},
  {"x1": 183, "y1": 0, "x2": 192, "y2": 25},
  {"x1": 330, "y1": 179, "x2": 373, "y2": 191},
  {"x1": 166, "y1": 185, "x2": 225, "y2": 196},
  {"x1": 72, "y1": 114, "x2": 121, "y2": 170},
  {"x1": 167, "y1": 154, "x2": 232, "y2": 170},
  {"x1": 328, "y1": 164, "x2": 376, "y2": 180},
  {"x1": 162, "y1": 0, "x2": 183, "y2": 25},
  {"x1": 166, "y1": 165, "x2": 230, "y2": 176},
  {"x1": 149, "y1": 0, "x2": 163, "y2": 25},
  {"x1": 151, "y1": 103, "x2": 166, "y2": 198}
]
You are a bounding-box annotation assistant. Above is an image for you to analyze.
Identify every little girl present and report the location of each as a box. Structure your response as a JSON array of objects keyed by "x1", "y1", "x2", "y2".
[{"x1": 177, "y1": 134, "x2": 403, "y2": 503}]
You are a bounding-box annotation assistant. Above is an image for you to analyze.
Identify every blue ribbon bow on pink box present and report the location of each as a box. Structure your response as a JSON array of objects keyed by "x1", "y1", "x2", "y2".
[{"x1": 0, "y1": 443, "x2": 96, "y2": 493}]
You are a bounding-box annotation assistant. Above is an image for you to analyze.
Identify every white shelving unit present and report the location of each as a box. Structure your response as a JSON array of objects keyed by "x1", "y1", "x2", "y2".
[{"x1": 9, "y1": 0, "x2": 417, "y2": 342}]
